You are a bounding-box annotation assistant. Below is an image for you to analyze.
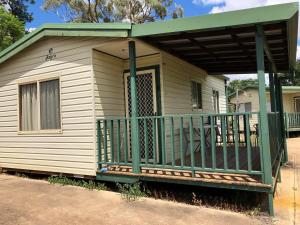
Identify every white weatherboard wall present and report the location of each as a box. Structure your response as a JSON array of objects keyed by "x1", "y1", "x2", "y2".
[
  {"x1": 93, "y1": 49, "x2": 226, "y2": 164},
  {"x1": 93, "y1": 51, "x2": 162, "y2": 161},
  {"x1": 161, "y1": 52, "x2": 226, "y2": 162},
  {"x1": 0, "y1": 36, "x2": 111, "y2": 176},
  {"x1": 161, "y1": 52, "x2": 226, "y2": 115}
]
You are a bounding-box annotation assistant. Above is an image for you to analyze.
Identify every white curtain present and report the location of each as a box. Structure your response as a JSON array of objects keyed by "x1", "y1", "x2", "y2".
[
  {"x1": 21, "y1": 83, "x2": 38, "y2": 131},
  {"x1": 40, "y1": 79, "x2": 60, "y2": 129}
]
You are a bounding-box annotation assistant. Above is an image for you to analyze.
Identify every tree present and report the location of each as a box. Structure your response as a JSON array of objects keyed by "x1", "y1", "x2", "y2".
[
  {"x1": 42, "y1": 0, "x2": 183, "y2": 23},
  {"x1": 0, "y1": 0, "x2": 35, "y2": 23},
  {"x1": 227, "y1": 79, "x2": 258, "y2": 96},
  {"x1": 281, "y1": 60, "x2": 300, "y2": 86},
  {"x1": 0, "y1": 6, "x2": 25, "y2": 51}
]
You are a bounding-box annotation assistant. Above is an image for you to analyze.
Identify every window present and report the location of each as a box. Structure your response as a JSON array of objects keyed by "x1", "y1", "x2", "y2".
[
  {"x1": 295, "y1": 97, "x2": 300, "y2": 112},
  {"x1": 213, "y1": 90, "x2": 219, "y2": 113},
  {"x1": 191, "y1": 81, "x2": 202, "y2": 110},
  {"x1": 19, "y1": 78, "x2": 61, "y2": 132},
  {"x1": 239, "y1": 102, "x2": 252, "y2": 117}
]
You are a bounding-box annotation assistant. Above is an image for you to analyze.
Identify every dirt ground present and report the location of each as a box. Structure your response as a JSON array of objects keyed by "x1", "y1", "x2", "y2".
[
  {"x1": 0, "y1": 177, "x2": 270, "y2": 225},
  {"x1": 0, "y1": 138, "x2": 299, "y2": 225},
  {"x1": 274, "y1": 138, "x2": 300, "y2": 225}
]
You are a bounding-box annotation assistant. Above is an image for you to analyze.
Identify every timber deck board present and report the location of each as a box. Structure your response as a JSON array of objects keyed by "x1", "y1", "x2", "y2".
[{"x1": 100, "y1": 166, "x2": 270, "y2": 189}]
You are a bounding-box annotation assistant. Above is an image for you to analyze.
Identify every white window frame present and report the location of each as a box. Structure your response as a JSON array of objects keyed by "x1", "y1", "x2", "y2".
[
  {"x1": 191, "y1": 80, "x2": 203, "y2": 111},
  {"x1": 18, "y1": 76, "x2": 62, "y2": 135}
]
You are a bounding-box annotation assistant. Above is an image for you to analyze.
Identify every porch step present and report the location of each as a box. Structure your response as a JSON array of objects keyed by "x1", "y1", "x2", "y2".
[{"x1": 96, "y1": 172, "x2": 139, "y2": 183}]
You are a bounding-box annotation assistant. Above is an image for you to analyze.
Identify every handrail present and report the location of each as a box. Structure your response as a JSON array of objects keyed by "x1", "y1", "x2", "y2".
[{"x1": 96, "y1": 112, "x2": 263, "y2": 178}]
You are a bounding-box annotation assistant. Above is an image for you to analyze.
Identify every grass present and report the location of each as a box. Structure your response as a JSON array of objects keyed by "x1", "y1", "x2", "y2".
[
  {"x1": 6, "y1": 171, "x2": 266, "y2": 215},
  {"x1": 48, "y1": 175, "x2": 107, "y2": 191},
  {"x1": 116, "y1": 182, "x2": 150, "y2": 202}
]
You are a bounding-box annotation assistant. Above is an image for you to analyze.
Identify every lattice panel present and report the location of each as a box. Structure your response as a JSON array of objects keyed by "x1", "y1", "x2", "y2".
[{"x1": 127, "y1": 73, "x2": 155, "y2": 160}]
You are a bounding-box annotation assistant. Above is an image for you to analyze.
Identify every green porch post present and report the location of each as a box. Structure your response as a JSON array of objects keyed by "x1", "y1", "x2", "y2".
[
  {"x1": 256, "y1": 25, "x2": 274, "y2": 216},
  {"x1": 256, "y1": 25, "x2": 273, "y2": 185},
  {"x1": 268, "y1": 72, "x2": 276, "y2": 112},
  {"x1": 225, "y1": 80, "x2": 229, "y2": 113},
  {"x1": 276, "y1": 76, "x2": 288, "y2": 163},
  {"x1": 129, "y1": 41, "x2": 140, "y2": 174}
]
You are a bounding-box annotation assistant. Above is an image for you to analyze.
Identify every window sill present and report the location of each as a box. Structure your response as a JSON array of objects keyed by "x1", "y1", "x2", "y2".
[{"x1": 18, "y1": 130, "x2": 62, "y2": 135}]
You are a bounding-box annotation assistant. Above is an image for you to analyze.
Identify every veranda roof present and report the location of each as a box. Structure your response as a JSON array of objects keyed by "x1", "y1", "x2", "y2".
[{"x1": 0, "y1": 2, "x2": 298, "y2": 75}]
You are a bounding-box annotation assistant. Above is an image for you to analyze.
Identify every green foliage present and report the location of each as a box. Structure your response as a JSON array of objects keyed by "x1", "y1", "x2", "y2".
[
  {"x1": 282, "y1": 60, "x2": 300, "y2": 86},
  {"x1": 227, "y1": 79, "x2": 258, "y2": 96},
  {"x1": 116, "y1": 182, "x2": 150, "y2": 201},
  {"x1": 0, "y1": 6, "x2": 24, "y2": 51},
  {"x1": 0, "y1": 0, "x2": 35, "y2": 23},
  {"x1": 48, "y1": 175, "x2": 107, "y2": 191},
  {"x1": 42, "y1": 0, "x2": 183, "y2": 23}
]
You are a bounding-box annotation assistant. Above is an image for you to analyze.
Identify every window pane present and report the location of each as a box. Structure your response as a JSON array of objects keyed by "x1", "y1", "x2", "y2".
[
  {"x1": 245, "y1": 102, "x2": 252, "y2": 112},
  {"x1": 191, "y1": 81, "x2": 198, "y2": 109},
  {"x1": 40, "y1": 79, "x2": 61, "y2": 129},
  {"x1": 197, "y1": 83, "x2": 202, "y2": 109},
  {"x1": 20, "y1": 83, "x2": 38, "y2": 131},
  {"x1": 213, "y1": 90, "x2": 220, "y2": 113},
  {"x1": 295, "y1": 98, "x2": 300, "y2": 112},
  {"x1": 239, "y1": 103, "x2": 245, "y2": 112}
]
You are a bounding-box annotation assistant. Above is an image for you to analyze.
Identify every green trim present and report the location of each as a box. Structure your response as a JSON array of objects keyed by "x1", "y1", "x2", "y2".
[
  {"x1": 131, "y1": 3, "x2": 298, "y2": 37},
  {"x1": 96, "y1": 174, "x2": 139, "y2": 183},
  {"x1": 0, "y1": 23, "x2": 131, "y2": 65}
]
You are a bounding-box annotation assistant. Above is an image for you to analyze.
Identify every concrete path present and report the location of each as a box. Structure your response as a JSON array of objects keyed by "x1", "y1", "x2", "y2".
[
  {"x1": 274, "y1": 138, "x2": 300, "y2": 225},
  {"x1": 1, "y1": 138, "x2": 300, "y2": 225},
  {"x1": 0, "y1": 174, "x2": 267, "y2": 225}
]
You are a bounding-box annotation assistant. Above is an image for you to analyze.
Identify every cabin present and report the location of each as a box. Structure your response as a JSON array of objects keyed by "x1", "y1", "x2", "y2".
[
  {"x1": 0, "y1": 3, "x2": 298, "y2": 216},
  {"x1": 229, "y1": 86, "x2": 300, "y2": 136}
]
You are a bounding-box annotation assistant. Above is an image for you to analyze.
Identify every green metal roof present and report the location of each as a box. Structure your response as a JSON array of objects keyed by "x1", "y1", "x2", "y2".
[
  {"x1": 131, "y1": 3, "x2": 299, "y2": 37},
  {"x1": 0, "y1": 23, "x2": 131, "y2": 65},
  {"x1": 0, "y1": 2, "x2": 298, "y2": 73},
  {"x1": 229, "y1": 85, "x2": 300, "y2": 98}
]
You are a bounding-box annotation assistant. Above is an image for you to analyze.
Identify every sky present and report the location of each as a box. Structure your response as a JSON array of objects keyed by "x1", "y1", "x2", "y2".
[{"x1": 25, "y1": 0, "x2": 300, "y2": 81}]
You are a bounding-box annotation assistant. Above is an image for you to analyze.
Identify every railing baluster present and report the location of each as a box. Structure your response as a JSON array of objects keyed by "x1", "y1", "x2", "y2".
[
  {"x1": 97, "y1": 120, "x2": 102, "y2": 166},
  {"x1": 109, "y1": 120, "x2": 114, "y2": 162},
  {"x1": 233, "y1": 115, "x2": 240, "y2": 170},
  {"x1": 144, "y1": 118, "x2": 149, "y2": 165},
  {"x1": 170, "y1": 116, "x2": 175, "y2": 167},
  {"x1": 200, "y1": 116, "x2": 205, "y2": 169},
  {"x1": 117, "y1": 119, "x2": 121, "y2": 163},
  {"x1": 179, "y1": 117, "x2": 184, "y2": 168},
  {"x1": 152, "y1": 118, "x2": 157, "y2": 165},
  {"x1": 245, "y1": 114, "x2": 252, "y2": 171},
  {"x1": 160, "y1": 117, "x2": 166, "y2": 166},
  {"x1": 221, "y1": 116, "x2": 227, "y2": 170},
  {"x1": 211, "y1": 115, "x2": 216, "y2": 169},
  {"x1": 124, "y1": 119, "x2": 128, "y2": 163},
  {"x1": 189, "y1": 116, "x2": 195, "y2": 176},
  {"x1": 104, "y1": 120, "x2": 108, "y2": 163}
]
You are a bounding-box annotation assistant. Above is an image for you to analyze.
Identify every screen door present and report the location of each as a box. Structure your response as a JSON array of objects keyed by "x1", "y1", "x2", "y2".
[{"x1": 125, "y1": 69, "x2": 158, "y2": 162}]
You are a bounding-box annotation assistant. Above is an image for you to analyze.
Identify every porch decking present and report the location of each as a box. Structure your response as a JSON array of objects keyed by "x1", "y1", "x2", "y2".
[
  {"x1": 101, "y1": 166, "x2": 270, "y2": 190},
  {"x1": 97, "y1": 141, "x2": 268, "y2": 192}
]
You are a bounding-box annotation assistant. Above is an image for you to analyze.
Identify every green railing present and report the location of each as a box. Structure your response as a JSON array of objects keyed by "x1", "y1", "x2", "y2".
[
  {"x1": 97, "y1": 112, "x2": 263, "y2": 177},
  {"x1": 267, "y1": 112, "x2": 284, "y2": 176},
  {"x1": 284, "y1": 112, "x2": 300, "y2": 132}
]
